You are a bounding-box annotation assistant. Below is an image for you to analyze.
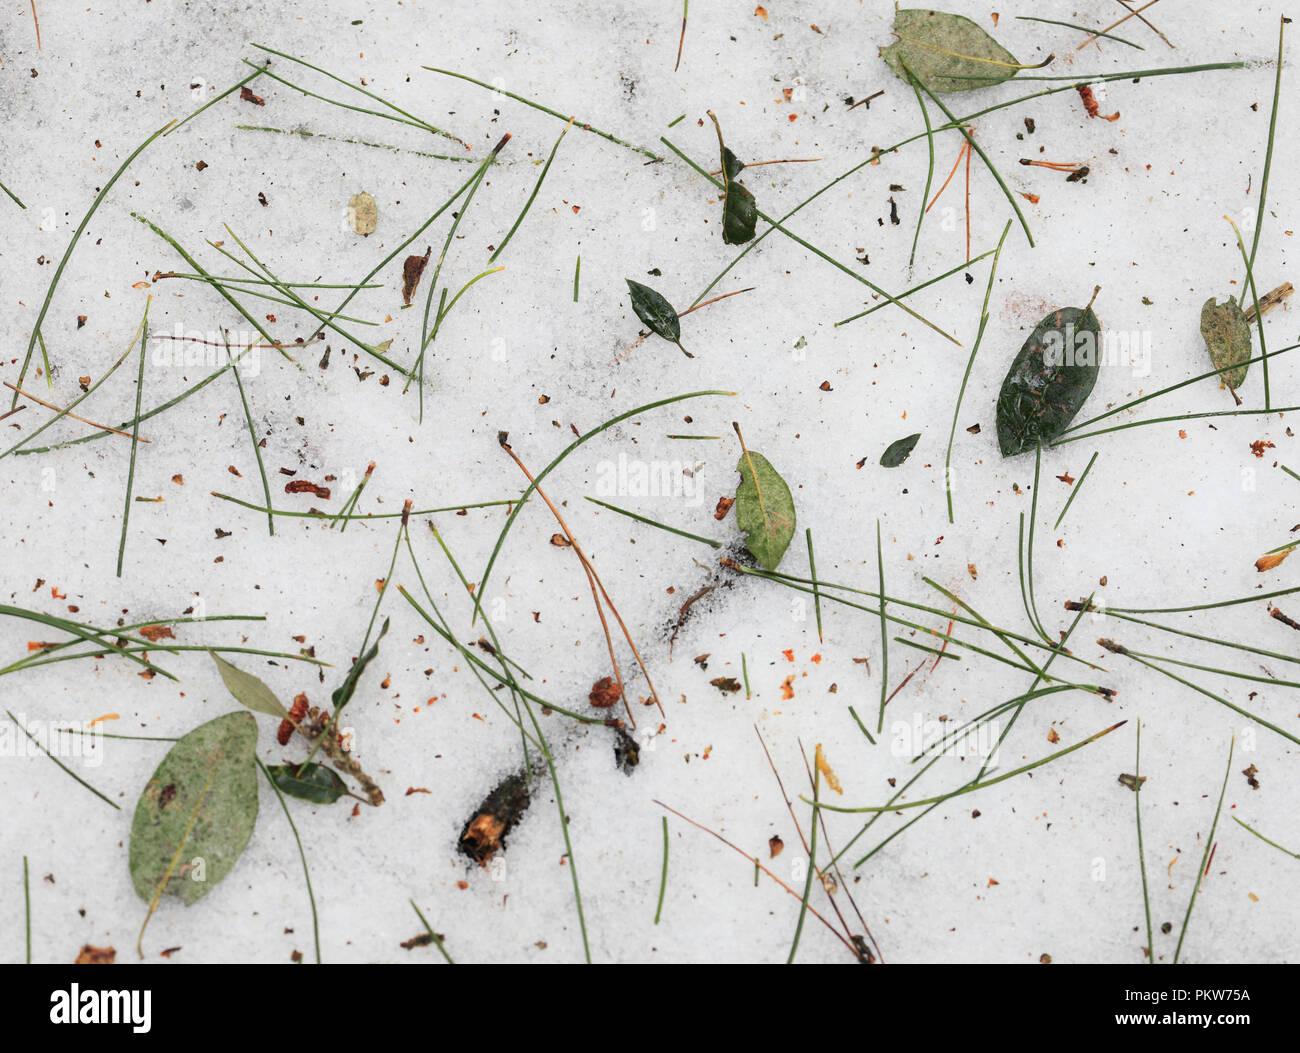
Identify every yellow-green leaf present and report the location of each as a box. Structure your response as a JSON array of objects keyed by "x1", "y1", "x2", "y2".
[
  {"x1": 209, "y1": 650, "x2": 289, "y2": 719},
  {"x1": 734, "y1": 450, "x2": 796, "y2": 570},
  {"x1": 882, "y1": 9, "x2": 1022, "y2": 94}
]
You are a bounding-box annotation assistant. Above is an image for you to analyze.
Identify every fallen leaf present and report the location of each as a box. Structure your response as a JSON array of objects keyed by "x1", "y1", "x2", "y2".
[
  {"x1": 401, "y1": 246, "x2": 431, "y2": 306},
  {"x1": 1256, "y1": 549, "x2": 1291, "y2": 573},
  {"x1": 880, "y1": 432, "x2": 921, "y2": 467},
  {"x1": 734, "y1": 448, "x2": 797, "y2": 570},
  {"x1": 1201, "y1": 296, "x2": 1252, "y2": 396},
  {"x1": 881, "y1": 8, "x2": 1023, "y2": 94},
  {"x1": 348, "y1": 191, "x2": 378, "y2": 236},
  {"x1": 996, "y1": 291, "x2": 1102, "y2": 456}
]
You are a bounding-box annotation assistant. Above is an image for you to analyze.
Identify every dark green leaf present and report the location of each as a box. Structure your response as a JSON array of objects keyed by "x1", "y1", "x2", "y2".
[
  {"x1": 332, "y1": 617, "x2": 389, "y2": 714},
  {"x1": 708, "y1": 111, "x2": 757, "y2": 245},
  {"x1": 266, "y1": 762, "x2": 350, "y2": 805},
  {"x1": 626, "y1": 279, "x2": 681, "y2": 343},
  {"x1": 722, "y1": 147, "x2": 745, "y2": 182},
  {"x1": 881, "y1": 433, "x2": 921, "y2": 467},
  {"x1": 1200, "y1": 296, "x2": 1251, "y2": 394},
  {"x1": 209, "y1": 650, "x2": 289, "y2": 719},
  {"x1": 129, "y1": 711, "x2": 259, "y2": 907},
  {"x1": 735, "y1": 450, "x2": 797, "y2": 570},
  {"x1": 722, "y1": 180, "x2": 757, "y2": 245},
  {"x1": 882, "y1": 9, "x2": 1022, "y2": 94},
  {"x1": 996, "y1": 300, "x2": 1102, "y2": 457}
]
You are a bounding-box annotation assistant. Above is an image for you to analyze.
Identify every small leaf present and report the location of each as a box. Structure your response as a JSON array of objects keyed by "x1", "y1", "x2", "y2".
[
  {"x1": 996, "y1": 295, "x2": 1102, "y2": 457},
  {"x1": 734, "y1": 449, "x2": 797, "y2": 570},
  {"x1": 708, "y1": 111, "x2": 757, "y2": 245},
  {"x1": 129, "y1": 711, "x2": 259, "y2": 909},
  {"x1": 209, "y1": 650, "x2": 288, "y2": 719},
  {"x1": 882, "y1": 9, "x2": 1022, "y2": 94},
  {"x1": 266, "y1": 762, "x2": 349, "y2": 805},
  {"x1": 1200, "y1": 296, "x2": 1251, "y2": 394},
  {"x1": 332, "y1": 617, "x2": 389, "y2": 714},
  {"x1": 881, "y1": 432, "x2": 921, "y2": 467},
  {"x1": 348, "y1": 191, "x2": 378, "y2": 236},
  {"x1": 722, "y1": 147, "x2": 745, "y2": 182},
  {"x1": 627, "y1": 279, "x2": 691, "y2": 356},
  {"x1": 402, "y1": 246, "x2": 432, "y2": 306}
]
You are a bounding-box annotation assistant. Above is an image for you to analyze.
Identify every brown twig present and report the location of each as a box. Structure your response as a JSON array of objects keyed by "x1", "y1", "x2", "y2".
[
  {"x1": 4, "y1": 382, "x2": 151, "y2": 442},
  {"x1": 847, "y1": 89, "x2": 884, "y2": 111},
  {"x1": 669, "y1": 584, "x2": 715, "y2": 656}
]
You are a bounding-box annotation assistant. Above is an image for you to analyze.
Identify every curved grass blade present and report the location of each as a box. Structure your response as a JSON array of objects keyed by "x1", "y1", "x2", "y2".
[
  {"x1": 257, "y1": 757, "x2": 321, "y2": 963},
  {"x1": 6, "y1": 710, "x2": 120, "y2": 810}
]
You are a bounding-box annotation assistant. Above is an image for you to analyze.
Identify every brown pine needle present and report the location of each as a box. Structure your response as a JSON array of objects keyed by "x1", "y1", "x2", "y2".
[
  {"x1": 678, "y1": 285, "x2": 756, "y2": 318},
  {"x1": 1019, "y1": 158, "x2": 1084, "y2": 172},
  {"x1": 925, "y1": 139, "x2": 970, "y2": 213},
  {"x1": 4, "y1": 383, "x2": 151, "y2": 442},
  {"x1": 30, "y1": 1, "x2": 41, "y2": 50},
  {"x1": 755, "y1": 728, "x2": 880, "y2": 961},
  {"x1": 1114, "y1": 0, "x2": 1174, "y2": 49},
  {"x1": 1078, "y1": 0, "x2": 1162, "y2": 50},
  {"x1": 707, "y1": 157, "x2": 822, "y2": 175},
  {"x1": 499, "y1": 436, "x2": 664, "y2": 721},
  {"x1": 655, "y1": 798, "x2": 862, "y2": 961}
]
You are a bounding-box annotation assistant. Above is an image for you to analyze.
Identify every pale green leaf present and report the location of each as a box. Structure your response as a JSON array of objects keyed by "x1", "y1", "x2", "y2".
[
  {"x1": 209, "y1": 650, "x2": 289, "y2": 719},
  {"x1": 734, "y1": 450, "x2": 796, "y2": 570},
  {"x1": 129, "y1": 711, "x2": 260, "y2": 908}
]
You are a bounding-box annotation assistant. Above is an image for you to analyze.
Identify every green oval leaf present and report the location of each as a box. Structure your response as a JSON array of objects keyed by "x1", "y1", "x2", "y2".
[
  {"x1": 209, "y1": 650, "x2": 289, "y2": 719},
  {"x1": 1200, "y1": 295, "x2": 1251, "y2": 394},
  {"x1": 735, "y1": 450, "x2": 797, "y2": 570},
  {"x1": 129, "y1": 711, "x2": 259, "y2": 908},
  {"x1": 626, "y1": 279, "x2": 682, "y2": 344},
  {"x1": 881, "y1": 432, "x2": 921, "y2": 467},
  {"x1": 266, "y1": 762, "x2": 349, "y2": 805},
  {"x1": 882, "y1": 9, "x2": 1021, "y2": 94},
  {"x1": 996, "y1": 300, "x2": 1102, "y2": 457}
]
